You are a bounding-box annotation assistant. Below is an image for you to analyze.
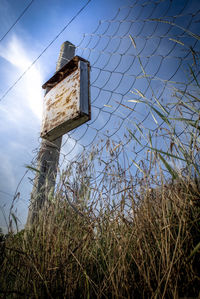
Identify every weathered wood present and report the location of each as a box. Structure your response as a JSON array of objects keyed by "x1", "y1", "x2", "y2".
[
  {"x1": 26, "y1": 41, "x2": 75, "y2": 226},
  {"x1": 40, "y1": 57, "x2": 90, "y2": 141}
]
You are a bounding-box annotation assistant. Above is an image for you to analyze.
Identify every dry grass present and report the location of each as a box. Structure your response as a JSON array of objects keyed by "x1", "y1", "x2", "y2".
[
  {"x1": 1, "y1": 32, "x2": 200, "y2": 299},
  {"x1": 0, "y1": 161, "x2": 200, "y2": 298}
]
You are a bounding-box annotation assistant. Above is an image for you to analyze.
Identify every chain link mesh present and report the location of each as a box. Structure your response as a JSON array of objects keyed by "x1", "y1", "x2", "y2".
[{"x1": 55, "y1": 0, "x2": 199, "y2": 186}]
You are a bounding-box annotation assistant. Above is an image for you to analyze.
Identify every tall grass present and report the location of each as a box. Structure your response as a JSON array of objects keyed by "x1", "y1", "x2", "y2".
[
  {"x1": 0, "y1": 37, "x2": 200, "y2": 299},
  {"x1": 0, "y1": 147, "x2": 199, "y2": 298}
]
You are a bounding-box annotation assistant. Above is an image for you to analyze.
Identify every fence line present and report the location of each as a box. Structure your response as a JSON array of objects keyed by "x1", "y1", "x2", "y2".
[{"x1": 26, "y1": 0, "x2": 200, "y2": 218}]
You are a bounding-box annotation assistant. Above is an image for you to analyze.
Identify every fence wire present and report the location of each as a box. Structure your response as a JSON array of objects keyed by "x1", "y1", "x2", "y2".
[
  {"x1": 28, "y1": 0, "x2": 200, "y2": 217},
  {"x1": 53, "y1": 0, "x2": 198, "y2": 177}
]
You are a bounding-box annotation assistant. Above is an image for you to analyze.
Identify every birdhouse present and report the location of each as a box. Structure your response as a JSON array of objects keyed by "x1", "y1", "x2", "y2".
[{"x1": 41, "y1": 56, "x2": 90, "y2": 141}]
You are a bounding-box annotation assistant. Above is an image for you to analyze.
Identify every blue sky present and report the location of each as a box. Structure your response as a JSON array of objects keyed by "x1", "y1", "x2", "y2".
[
  {"x1": 0, "y1": 0, "x2": 199, "y2": 232},
  {"x1": 0, "y1": 0, "x2": 132, "y2": 231}
]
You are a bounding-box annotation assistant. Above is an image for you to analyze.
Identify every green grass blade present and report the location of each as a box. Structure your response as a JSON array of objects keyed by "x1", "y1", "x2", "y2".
[
  {"x1": 11, "y1": 213, "x2": 19, "y2": 232},
  {"x1": 189, "y1": 66, "x2": 200, "y2": 88},
  {"x1": 151, "y1": 106, "x2": 171, "y2": 126},
  {"x1": 169, "y1": 118, "x2": 200, "y2": 130},
  {"x1": 150, "y1": 109, "x2": 158, "y2": 124},
  {"x1": 173, "y1": 89, "x2": 200, "y2": 102},
  {"x1": 132, "y1": 160, "x2": 146, "y2": 175},
  {"x1": 133, "y1": 122, "x2": 147, "y2": 141},
  {"x1": 181, "y1": 102, "x2": 200, "y2": 114},
  {"x1": 128, "y1": 129, "x2": 142, "y2": 145},
  {"x1": 158, "y1": 154, "x2": 178, "y2": 180},
  {"x1": 149, "y1": 132, "x2": 153, "y2": 148},
  {"x1": 25, "y1": 165, "x2": 40, "y2": 173},
  {"x1": 153, "y1": 97, "x2": 169, "y2": 115},
  {"x1": 147, "y1": 146, "x2": 186, "y2": 162},
  {"x1": 134, "y1": 88, "x2": 146, "y2": 99}
]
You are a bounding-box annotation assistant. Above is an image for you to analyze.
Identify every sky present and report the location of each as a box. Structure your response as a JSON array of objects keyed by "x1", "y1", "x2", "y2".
[
  {"x1": 0, "y1": 0, "x2": 199, "y2": 232},
  {"x1": 0, "y1": 0, "x2": 134, "y2": 232}
]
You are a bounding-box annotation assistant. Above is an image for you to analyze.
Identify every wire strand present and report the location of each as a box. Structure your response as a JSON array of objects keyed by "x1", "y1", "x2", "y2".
[
  {"x1": 0, "y1": 0, "x2": 92, "y2": 102},
  {"x1": 0, "y1": 0, "x2": 35, "y2": 43}
]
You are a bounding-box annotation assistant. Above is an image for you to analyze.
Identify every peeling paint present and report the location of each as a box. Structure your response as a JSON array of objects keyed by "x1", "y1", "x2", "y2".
[{"x1": 41, "y1": 57, "x2": 90, "y2": 141}]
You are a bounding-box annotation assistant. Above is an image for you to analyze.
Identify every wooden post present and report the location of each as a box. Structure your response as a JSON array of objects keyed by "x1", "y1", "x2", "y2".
[{"x1": 26, "y1": 41, "x2": 75, "y2": 226}]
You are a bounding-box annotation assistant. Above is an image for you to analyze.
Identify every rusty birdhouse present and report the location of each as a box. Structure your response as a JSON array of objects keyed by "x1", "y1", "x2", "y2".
[{"x1": 41, "y1": 56, "x2": 90, "y2": 141}]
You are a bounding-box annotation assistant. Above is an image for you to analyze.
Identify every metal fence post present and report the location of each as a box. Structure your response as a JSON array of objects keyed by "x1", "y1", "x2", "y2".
[{"x1": 26, "y1": 41, "x2": 75, "y2": 226}]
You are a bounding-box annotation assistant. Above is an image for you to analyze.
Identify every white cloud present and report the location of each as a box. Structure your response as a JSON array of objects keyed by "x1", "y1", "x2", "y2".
[
  {"x1": 0, "y1": 35, "x2": 44, "y2": 228},
  {"x1": 0, "y1": 35, "x2": 43, "y2": 120}
]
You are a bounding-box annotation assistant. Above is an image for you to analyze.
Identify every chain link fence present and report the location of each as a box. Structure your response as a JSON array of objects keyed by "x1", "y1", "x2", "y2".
[{"x1": 49, "y1": 0, "x2": 199, "y2": 205}]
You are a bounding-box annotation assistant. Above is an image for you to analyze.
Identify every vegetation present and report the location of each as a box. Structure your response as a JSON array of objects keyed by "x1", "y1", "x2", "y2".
[
  {"x1": 1, "y1": 174, "x2": 200, "y2": 298},
  {"x1": 0, "y1": 38, "x2": 200, "y2": 298}
]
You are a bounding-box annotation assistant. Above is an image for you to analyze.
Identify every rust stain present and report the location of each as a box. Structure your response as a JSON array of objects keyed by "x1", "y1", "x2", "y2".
[
  {"x1": 65, "y1": 97, "x2": 70, "y2": 105},
  {"x1": 59, "y1": 112, "x2": 66, "y2": 117},
  {"x1": 41, "y1": 58, "x2": 90, "y2": 141},
  {"x1": 42, "y1": 68, "x2": 80, "y2": 133}
]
